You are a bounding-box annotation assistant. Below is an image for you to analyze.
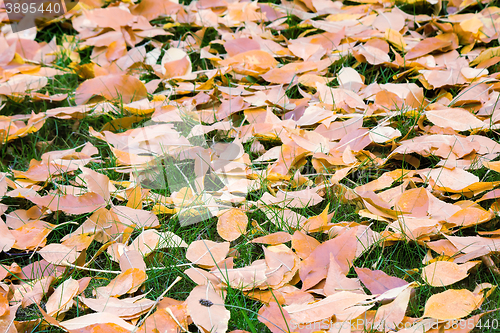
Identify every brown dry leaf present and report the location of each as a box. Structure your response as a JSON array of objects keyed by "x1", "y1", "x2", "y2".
[
  {"x1": 38, "y1": 243, "x2": 79, "y2": 265},
  {"x1": 245, "y1": 285, "x2": 313, "y2": 306},
  {"x1": 119, "y1": 249, "x2": 146, "y2": 272},
  {"x1": 291, "y1": 230, "x2": 320, "y2": 259},
  {"x1": 483, "y1": 160, "x2": 500, "y2": 174},
  {"x1": 299, "y1": 228, "x2": 358, "y2": 290},
  {"x1": 127, "y1": 229, "x2": 187, "y2": 258},
  {"x1": 354, "y1": 267, "x2": 409, "y2": 295},
  {"x1": 11, "y1": 220, "x2": 55, "y2": 251},
  {"x1": 6, "y1": 0, "x2": 500, "y2": 330},
  {"x1": 80, "y1": 166, "x2": 113, "y2": 202},
  {"x1": 59, "y1": 312, "x2": 136, "y2": 331},
  {"x1": 0, "y1": 304, "x2": 19, "y2": 333},
  {"x1": 250, "y1": 232, "x2": 292, "y2": 245},
  {"x1": 111, "y1": 206, "x2": 160, "y2": 229},
  {"x1": 79, "y1": 295, "x2": 155, "y2": 320},
  {"x1": 324, "y1": 253, "x2": 364, "y2": 295},
  {"x1": 372, "y1": 12, "x2": 405, "y2": 32},
  {"x1": 264, "y1": 244, "x2": 299, "y2": 289},
  {"x1": 425, "y1": 108, "x2": 484, "y2": 132},
  {"x1": 0, "y1": 220, "x2": 15, "y2": 253},
  {"x1": 130, "y1": 0, "x2": 181, "y2": 20},
  {"x1": 186, "y1": 284, "x2": 230, "y2": 333},
  {"x1": 186, "y1": 240, "x2": 230, "y2": 267},
  {"x1": 28, "y1": 192, "x2": 106, "y2": 215},
  {"x1": 137, "y1": 305, "x2": 189, "y2": 333},
  {"x1": 185, "y1": 267, "x2": 221, "y2": 286},
  {"x1": 68, "y1": 323, "x2": 132, "y2": 332},
  {"x1": 75, "y1": 74, "x2": 148, "y2": 105},
  {"x1": 447, "y1": 206, "x2": 494, "y2": 228},
  {"x1": 12, "y1": 276, "x2": 55, "y2": 307},
  {"x1": 0, "y1": 113, "x2": 46, "y2": 143},
  {"x1": 258, "y1": 302, "x2": 293, "y2": 333},
  {"x1": 444, "y1": 235, "x2": 500, "y2": 257},
  {"x1": 212, "y1": 259, "x2": 267, "y2": 290},
  {"x1": 95, "y1": 268, "x2": 147, "y2": 298},
  {"x1": 61, "y1": 233, "x2": 95, "y2": 253},
  {"x1": 423, "y1": 289, "x2": 481, "y2": 320},
  {"x1": 395, "y1": 187, "x2": 430, "y2": 217},
  {"x1": 405, "y1": 37, "x2": 452, "y2": 59},
  {"x1": 158, "y1": 48, "x2": 193, "y2": 79},
  {"x1": 46, "y1": 278, "x2": 79, "y2": 317},
  {"x1": 373, "y1": 285, "x2": 413, "y2": 332},
  {"x1": 217, "y1": 208, "x2": 248, "y2": 241},
  {"x1": 284, "y1": 291, "x2": 372, "y2": 324},
  {"x1": 219, "y1": 50, "x2": 278, "y2": 76},
  {"x1": 0, "y1": 263, "x2": 21, "y2": 282},
  {"x1": 302, "y1": 203, "x2": 329, "y2": 233},
  {"x1": 422, "y1": 261, "x2": 480, "y2": 287},
  {"x1": 12, "y1": 159, "x2": 79, "y2": 182}
]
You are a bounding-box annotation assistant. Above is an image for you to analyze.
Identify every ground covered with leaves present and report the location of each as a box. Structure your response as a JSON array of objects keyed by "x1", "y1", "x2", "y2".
[{"x1": 2, "y1": 0, "x2": 500, "y2": 332}]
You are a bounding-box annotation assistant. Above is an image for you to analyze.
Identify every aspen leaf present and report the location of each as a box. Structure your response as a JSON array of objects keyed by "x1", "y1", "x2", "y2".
[
  {"x1": 425, "y1": 108, "x2": 484, "y2": 132},
  {"x1": 186, "y1": 240, "x2": 230, "y2": 266},
  {"x1": 38, "y1": 244, "x2": 79, "y2": 265},
  {"x1": 95, "y1": 268, "x2": 147, "y2": 298},
  {"x1": 250, "y1": 232, "x2": 292, "y2": 245},
  {"x1": 217, "y1": 208, "x2": 248, "y2": 241},
  {"x1": 79, "y1": 296, "x2": 155, "y2": 320},
  {"x1": 75, "y1": 74, "x2": 148, "y2": 105},
  {"x1": 422, "y1": 261, "x2": 479, "y2": 287},
  {"x1": 423, "y1": 289, "x2": 480, "y2": 320},
  {"x1": 46, "y1": 278, "x2": 79, "y2": 317},
  {"x1": 59, "y1": 313, "x2": 136, "y2": 331},
  {"x1": 186, "y1": 284, "x2": 230, "y2": 333}
]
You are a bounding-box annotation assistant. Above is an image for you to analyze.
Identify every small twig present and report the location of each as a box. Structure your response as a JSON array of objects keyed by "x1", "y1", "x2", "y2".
[
  {"x1": 132, "y1": 276, "x2": 182, "y2": 333},
  {"x1": 62, "y1": 262, "x2": 193, "y2": 274},
  {"x1": 165, "y1": 307, "x2": 189, "y2": 332},
  {"x1": 61, "y1": 262, "x2": 122, "y2": 274}
]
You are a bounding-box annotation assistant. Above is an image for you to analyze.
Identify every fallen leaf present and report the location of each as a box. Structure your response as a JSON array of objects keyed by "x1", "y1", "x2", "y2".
[
  {"x1": 217, "y1": 208, "x2": 248, "y2": 241},
  {"x1": 186, "y1": 240, "x2": 230, "y2": 267},
  {"x1": 46, "y1": 278, "x2": 79, "y2": 317},
  {"x1": 186, "y1": 284, "x2": 230, "y2": 333},
  {"x1": 95, "y1": 268, "x2": 147, "y2": 298},
  {"x1": 75, "y1": 74, "x2": 148, "y2": 105},
  {"x1": 423, "y1": 289, "x2": 481, "y2": 320},
  {"x1": 38, "y1": 244, "x2": 79, "y2": 265},
  {"x1": 422, "y1": 261, "x2": 479, "y2": 287}
]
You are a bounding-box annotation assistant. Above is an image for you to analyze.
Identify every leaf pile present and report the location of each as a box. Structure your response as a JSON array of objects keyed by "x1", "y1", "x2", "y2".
[{"x1": 2, "y1": 0, "x2": 500, "y2": 331}]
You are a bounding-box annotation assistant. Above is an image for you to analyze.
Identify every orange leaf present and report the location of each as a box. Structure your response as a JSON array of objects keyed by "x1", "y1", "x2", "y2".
[
  {"x1": 11, "y1": 220, "x2": 54, "y2": 250},
  {"x1": 250, "y1": 232, "x2": 292, "y2": 245},
  {"x1": 186, "y1": 284, "x2": 230, "y2": 333},
  {"x1": 405, "y1": 37, "x2": 451, "y2": 60},
  {"x1": 219, "y1": 50, "x2": 278, "y2": 76},
  {"x1": 423, "y1": 289, "x2": 480, "y2": 320},
  {"x1": 354, "y1": 267, "x2": 408, "y2": 295},
  {"x1": 29, "y1": 192, "x2": 106, "y2": 215},
  {"x1": 46, "y1": 278, "x2": 80, "y2": 317},
  {"x1": 302, "y1": 203, "x2": 330, "y2": 233},
  {"x1": 291, "y1": 230, "x2": 320, "y2": 259},
  {"x1": 95, "y1": 268, "x2": 147, "y2": 298},
  {"x1": 217, "y1": 209, "x2": 248, "y2": 241},
  {"x1": 422, "y1": 261, "x2": 479, "y2": 287},
  {"x1": 75, "y1": 74, "x2": 147, "y2": 105},
  {"x1": 38, "y1": 243, "x2": 79, "y2": 265},
  {"x1": 186, "y1": 240, "x2": 230, "y2": 267}
]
